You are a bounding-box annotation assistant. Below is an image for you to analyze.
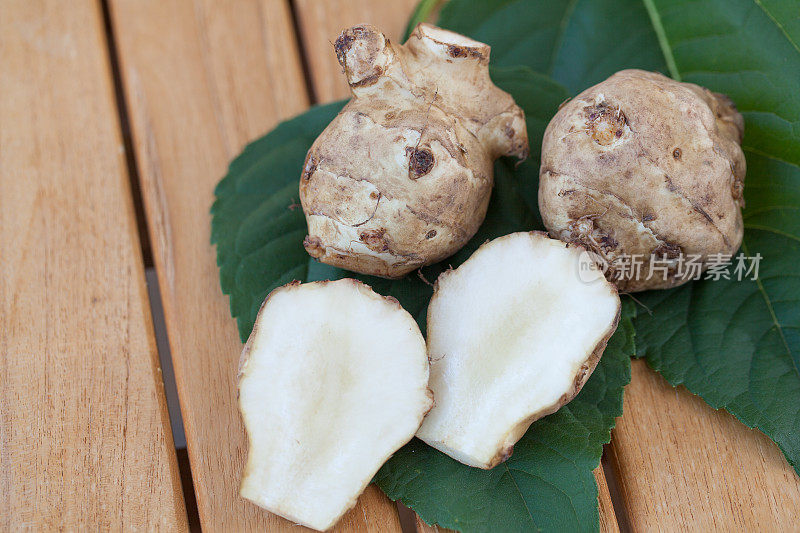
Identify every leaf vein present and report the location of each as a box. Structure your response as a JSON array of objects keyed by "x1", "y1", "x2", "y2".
[
  {"x1": 502, "y1": 462, "x2": 538, "y2": 529},
  {"x1": 743, "y1": 225, "x2": 800, "y2": 244},
  {"x1": 642, "y1": 0, "x2": 681, "y2": 80},
  {"x1": 752, "y1": 0, "x2": 800, "y2": 56},
  {"x1": 741, "y1": 238, "x2": 799, "y2": 381}
]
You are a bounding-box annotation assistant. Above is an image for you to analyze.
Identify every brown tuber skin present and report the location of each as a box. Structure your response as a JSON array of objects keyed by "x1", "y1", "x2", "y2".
[
  {"x1": 539, "y1": 69, "x2": 746, "y2": 292},
  {"x1": 300, "y1": 23, "x2": 529, "y2": 278}
]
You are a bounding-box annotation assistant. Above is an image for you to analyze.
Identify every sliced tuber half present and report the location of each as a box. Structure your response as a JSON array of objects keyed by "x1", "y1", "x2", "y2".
[
  {"x1": 416, "y1": 232, "x2": 620, "y2": 469},
  {"x1": 238, "y1": 279, "x2": 432, "y2": 531}
]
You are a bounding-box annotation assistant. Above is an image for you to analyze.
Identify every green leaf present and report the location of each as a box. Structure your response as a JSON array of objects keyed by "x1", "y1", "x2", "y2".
[
  {"x1": 377, "y1": 303, "x2": 633, "y2": 533},
  {"x1": 438, "y1": 0, "x2": 666, "y2": 93},
  {"x1": 211, "y1": 67, "x2": 632, "y2": 532},
  {"x1": 631, "y1": 0, "x2": 800, "y2": 474},
  {"x1": 642, "y1": 0, "x2": 800, "y2": 166},
  {"x1": 211, "y1": 101, "x2": 345, "y2": 341}
]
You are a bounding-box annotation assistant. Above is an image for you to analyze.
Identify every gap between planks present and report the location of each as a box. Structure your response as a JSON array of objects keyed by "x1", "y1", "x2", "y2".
[{"x1": 99, "y1": 0, "x2": 200, "y2": 528}]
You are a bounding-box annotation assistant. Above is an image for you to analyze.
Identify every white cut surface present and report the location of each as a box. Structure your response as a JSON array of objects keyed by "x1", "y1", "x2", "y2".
[
  {"x1": 417, "y1": 232, "x2": 620, "y2": 469},
  {"x1": 239, "y1": 279, "x2": 431, "y2": 531}
]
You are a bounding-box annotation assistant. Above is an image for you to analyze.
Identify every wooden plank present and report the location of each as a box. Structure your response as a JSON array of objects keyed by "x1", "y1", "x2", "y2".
[
  {"x1": 107, "y1": 0, "x2": 402, "y2": 530},
  {"x1": 0, "y1": 0, "x2": 187, "y2": 529},
  {"x1": 293, "y1": 0, "x2": 421, "y2": 103},
  {"x1": 610, "y1": 360, "x2": 800, "y2": 530}
]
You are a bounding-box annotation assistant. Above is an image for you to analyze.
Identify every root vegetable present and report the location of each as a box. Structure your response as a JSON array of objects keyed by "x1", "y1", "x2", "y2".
[
  {"x1": 416, "y1": 232, "x2": 620, "y2": 469},
  {"x1": 539, "y1": 69, "x2": 746, "y2": 292},
  {"x1": 238, "y1": 279, "x2": 432, "y2": 531},
  {"x1": 300, "y1": 23, "x2": 528, "y2": 279}
]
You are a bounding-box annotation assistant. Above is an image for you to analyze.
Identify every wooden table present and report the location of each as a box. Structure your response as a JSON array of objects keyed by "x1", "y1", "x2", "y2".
[{"x1": 3, "y1": 1, "x2": 799, "y2": 531}]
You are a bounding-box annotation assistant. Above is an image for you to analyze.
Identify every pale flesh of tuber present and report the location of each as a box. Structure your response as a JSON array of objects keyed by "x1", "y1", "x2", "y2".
[
  {"x1": 416, "y1": 232, "x2": 620, "y2": 469},
  {"x1": 539, "y1": 69, "x2": 746, "y2": 291},
  {"x1": 238, "y1": 279, "x2": 432, "y2": 531},
  {"x1": 300, "y1": 23, "x2": 528, "y2": 278}
]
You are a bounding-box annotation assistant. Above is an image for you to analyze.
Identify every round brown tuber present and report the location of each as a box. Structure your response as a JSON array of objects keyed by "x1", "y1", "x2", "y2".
[
  {"x1": 300, "y1": 23, "x2": 529, "y2": 278},
  {"x1": 539, "y1": 69, "x2": 746, "y2": 291}
]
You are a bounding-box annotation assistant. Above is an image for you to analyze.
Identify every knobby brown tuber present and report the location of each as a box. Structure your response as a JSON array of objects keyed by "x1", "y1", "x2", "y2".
[
  {"x1": 539, "y1": 69, "x2": 746, "y2": 291},
  {"x1": 300, "y1": 23, "x2": 528, "y2": 278}
]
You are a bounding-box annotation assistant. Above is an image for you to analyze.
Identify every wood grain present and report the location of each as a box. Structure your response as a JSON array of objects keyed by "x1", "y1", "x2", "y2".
[
  {"x1": 610, "y1": 360, "x2": 800, "y2": 531},
  {"x1": 0, "y1": 0, "x2": 186, "y2": 529},
  {"x1": 107, "y1": 0, "x2": 401, "y2": 530},
  {"x1": 293, "y1": 0, "x2": 421, "y2": 103}
]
